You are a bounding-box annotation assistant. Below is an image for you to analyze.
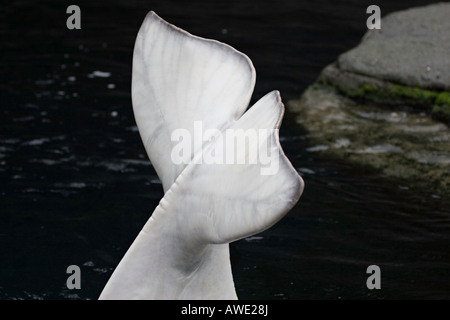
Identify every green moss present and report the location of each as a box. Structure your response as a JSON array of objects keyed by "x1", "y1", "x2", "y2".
[
  {"x1": 432, "y1": 92, "x2": 450, "y2": 122},
  {"x1": 342, "y1": 84, "x2": 377, "y2": 98},
  {"x1": 327, "y1": 82, "x2": 386, "y2": 104},
  {"x1": 392, "y1": 85, "x2": 437, "y2": 104},
  {"x1": 320, "y1": 79, "x2": 450, "y2": 124},
  {"x1": 436, "y1": 92, "x2": 450, "y2": 105}
]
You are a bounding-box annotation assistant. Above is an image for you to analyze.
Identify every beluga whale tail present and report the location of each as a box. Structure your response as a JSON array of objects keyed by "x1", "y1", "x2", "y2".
[{"x1": 99, "y1": 11, "x2": 304, "y2": 300}]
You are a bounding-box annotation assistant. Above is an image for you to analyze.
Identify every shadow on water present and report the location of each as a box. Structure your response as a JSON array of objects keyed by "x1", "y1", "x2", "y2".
[{"x1": 0, "y1": 0, "x2": 448, "y2": 299}]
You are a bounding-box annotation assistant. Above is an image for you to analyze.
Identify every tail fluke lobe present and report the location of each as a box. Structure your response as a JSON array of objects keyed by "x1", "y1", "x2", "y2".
[
  {"x1": 132, "y1": 11, "x2": 256, "y2": 192},
  {"x1": 160, "y1": 90, "x2": 304, "y2": 245}
]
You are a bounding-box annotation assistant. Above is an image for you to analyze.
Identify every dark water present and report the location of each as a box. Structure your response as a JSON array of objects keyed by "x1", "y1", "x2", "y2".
[{"x1": 1, "y1": 0, "x2": 449, "y2": 300}]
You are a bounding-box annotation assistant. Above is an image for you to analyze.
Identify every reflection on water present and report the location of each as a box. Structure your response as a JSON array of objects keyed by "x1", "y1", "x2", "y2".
[{"x1": 1, "y1": 0, "x2": 449, "y2": 299}]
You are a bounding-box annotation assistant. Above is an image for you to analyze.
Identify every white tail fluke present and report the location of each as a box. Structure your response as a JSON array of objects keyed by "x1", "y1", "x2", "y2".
[{"x1": 99, "y1": 11, "x2": 304, "y2": 300}]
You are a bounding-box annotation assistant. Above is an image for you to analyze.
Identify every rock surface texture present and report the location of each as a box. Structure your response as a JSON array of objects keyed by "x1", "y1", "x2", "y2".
[
  {"x1": 339, "y1": 2, "x2": 449, "y2": 91},
  {"x1": 289, "y1": 3, "x2": 450, "y2": 193}
]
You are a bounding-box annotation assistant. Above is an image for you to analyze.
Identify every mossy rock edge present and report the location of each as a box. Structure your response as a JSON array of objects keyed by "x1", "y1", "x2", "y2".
[
  {"x1": 288, "y1": 84, "x2": 450, "y2": 196},
  {"x1": 318, "y1": 63, "x2": 450, "y2": 124}
]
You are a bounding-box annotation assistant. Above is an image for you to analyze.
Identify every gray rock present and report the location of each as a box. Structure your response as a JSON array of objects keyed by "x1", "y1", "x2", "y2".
[
  {"x1": 288, "y1": 85, "x2": 450, "y2": 193},
  {"x1": 288, "y1": 3, "x2": 450, "y2": 193},
  {"x1": 338, "y1": 2, "x2": 450, "y2": 91}
]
